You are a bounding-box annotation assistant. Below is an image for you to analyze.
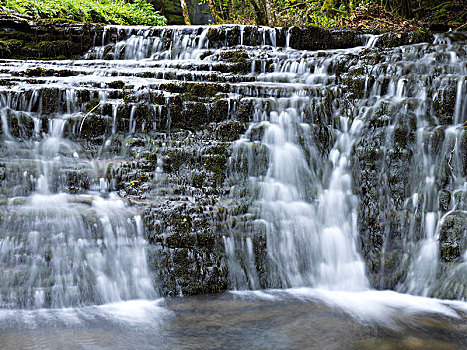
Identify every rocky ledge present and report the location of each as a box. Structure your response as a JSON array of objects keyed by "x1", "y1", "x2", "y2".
[
  {"x1": 0, "y1": 20, "x2": 464, "y2": 299},
  {"x1": 0, "y1": 15, "x2": 435, "y2": 60},
  {"x1": 0, "y1": 15, "x2": 103, "y2": 59}
]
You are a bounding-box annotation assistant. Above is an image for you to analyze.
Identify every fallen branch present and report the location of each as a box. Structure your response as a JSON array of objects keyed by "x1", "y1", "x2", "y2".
[
  {"x1": 447, "y1": 136, "x2": 458, "y2": 171},
  {"x1": 447, "y1": 121, "x2": 467, "y2": 171},
  {"x1": 79, "y1": 102, "x2": 102, "y2": 135}
]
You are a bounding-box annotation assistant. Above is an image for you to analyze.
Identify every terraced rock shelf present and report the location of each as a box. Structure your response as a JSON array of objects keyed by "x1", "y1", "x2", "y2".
[{"x1": 0, "y1": 22, "x2": 466, "y2": 308}]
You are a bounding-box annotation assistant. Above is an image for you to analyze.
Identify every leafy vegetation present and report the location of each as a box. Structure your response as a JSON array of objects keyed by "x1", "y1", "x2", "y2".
[
  {"x1": 199, "y1": 0, "x2": 466, "y2": 29},
  {"x1": 2, "y1": 0, "x2": 167, "y2": 25}
]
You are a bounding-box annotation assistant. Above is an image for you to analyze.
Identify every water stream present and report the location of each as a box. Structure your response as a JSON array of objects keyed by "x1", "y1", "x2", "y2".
[{"x1": 0, "y1": 25, "x2": 466, "y2": 348}]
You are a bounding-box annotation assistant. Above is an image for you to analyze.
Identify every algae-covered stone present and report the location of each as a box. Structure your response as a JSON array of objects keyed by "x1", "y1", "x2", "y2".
[
  {"x1": 79, "y1": 114, "x2": 111, "y2": 142},
  {"x1": 288, "y1": 27, "x2": 365, "y2": 51},
  {"x1": 40, "y1": 88, "x2": 61, "y2": 115},
  {"x1": 216, "y1": 121, "x2": 246, "y2": 141},
  {"x1": 143, "y1": 199, "x2": 229, "y2": 297},
  {"x1": 342, "y1": 75, "x2": 366, "y2": 100},
  {"x1": 438, "y1": 190, "x2": 452, "y2": 212},
  {"x1": 0, "y1": 18, "x2": 101, "y2": 59},
  {"x1": 179, "y1": 102, "x2": 208, "y2": 130},
  {"x1": 10, "y1": 113, "x2": 34, "y2": 139},
  {"x1": 84, "y1": 97, "x2": 100, "y2": 113},
  {"x1": 376, "y1": 31, "x2": 434, "y2": 49},
  {"x1": 439, "y1": 211, "x2": 467, "y2": 262},
  {"x1": 0, "y1": 39, "x2": 23, "y2": 58},
  {"x1": 453, "y1": 190, "x2": 467, "y2": 210},
  {"x1": 203, "y1": 153, "x2": 228, "y2": 186},
  {"x1": 433, "y1": 82, "x2": 457, "y2": 125}
]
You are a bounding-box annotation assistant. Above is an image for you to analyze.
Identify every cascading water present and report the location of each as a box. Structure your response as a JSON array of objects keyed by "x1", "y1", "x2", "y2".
[
  {"x1": 0, "y1": 22, "x2": 467, "y2": 348},
  {"x1": 224, "y1": 30, "x2": 467, "y2": 299},
  {"x1": 86, "y1": 25, "x2": 467, "y2": 299},
  {"x1": 0, "y1": 194, "x2": 154, "y2": 308},
  {"x1": 227, "y1": 95, "x2": 368, "y2": 290},
  {"x1": 0, "y1": 71, "x2": 156, "y2": 310}
]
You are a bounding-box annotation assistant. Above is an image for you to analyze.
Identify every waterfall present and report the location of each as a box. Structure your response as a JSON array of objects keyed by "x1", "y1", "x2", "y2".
[
  {"x1": 0, "y1": 89, "x2": 156, "y2": 309},
  {"x1": 231, "y1": 99, "x2": 368, "y2": 290},
  {"x1": 222, "y1": 29, "x2": 467, "y2": 297},
  {"x1": 0, "y1": 24, "x2": 466, "y2": 309}
]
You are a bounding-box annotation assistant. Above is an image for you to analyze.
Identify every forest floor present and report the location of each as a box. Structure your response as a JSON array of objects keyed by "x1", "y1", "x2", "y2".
[
  {"x1": 0, "y1": 1, "x2": 465, "y2": 32},
  {"x1": 337, "y1": 2, "x2": 466, "y2": 31}
]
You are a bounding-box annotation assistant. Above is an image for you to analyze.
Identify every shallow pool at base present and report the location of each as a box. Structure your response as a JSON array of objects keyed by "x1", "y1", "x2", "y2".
[{"x1": 0, "y1": 290, "x2": 465, "y2": 350}]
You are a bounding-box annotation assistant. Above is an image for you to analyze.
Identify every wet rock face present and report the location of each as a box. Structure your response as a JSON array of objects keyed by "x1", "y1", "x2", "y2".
[
  {"x1": 439, "y1": 211, "x2": 467, "y2": 262},
  {"x1": 376, "y1": 31, "x2": 435, "y2": 48},
  {"x1": 0, "y1": 23, "x2": 465, "y2": 299},
  {"x1": 102, "y1": 125, "x2": 240, "y2": 296},
  {"x1": 143, "y1": 201, "x2": 228, "y2": 296},
  {"x1": 352, "y1": 105, "x2": 417, "y2": 288},
  {"x1": 288, "y1": 27, "x2": 366, "y2": 51},
  {"x1": 0, "y1": 16, "x2": 102, "y2": 59}
]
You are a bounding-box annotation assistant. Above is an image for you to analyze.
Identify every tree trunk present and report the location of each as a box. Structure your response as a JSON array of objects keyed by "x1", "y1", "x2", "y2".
[
  {"x1": 207, "y1": 0, "x2": 222, "y2": 22},
  {"x1": 218, "y1": 0, "x2": 226, "y2": 19},
  {"x1": 264, "y1": 0, "x2": 275, "y2": 25},
  {"x1": 399, "y1": 0, "x2": 412, "y2": 19},
  {"x1": 180, "y1": 0, "x2": 191, "y2": 25},
  {"x1": 225, "y1": 0, "x2": 233, "y2": 21},
  {"x1": 248, "y1": 0, "x2": 268, "y2": 25}
]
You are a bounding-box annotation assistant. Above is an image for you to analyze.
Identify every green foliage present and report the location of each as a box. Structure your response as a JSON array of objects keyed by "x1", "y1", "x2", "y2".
[
  {"x1": 199, "y1": 0, "x2": 464, "y2": 28},
  {"x1": 4, "y1": 0, "x2": 167, "y2": 25},
  {"x1": 198, "y1": 0, "x2": 368, "y2": 26},
  {"x1": 273, "y1": 0, "x2": 363, "y2": 27}
]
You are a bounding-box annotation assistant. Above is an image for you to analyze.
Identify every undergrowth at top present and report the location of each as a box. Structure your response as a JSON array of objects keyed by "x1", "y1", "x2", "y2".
[{"x1": 1, "y1": 0, "x2": 167, "y2": 25}]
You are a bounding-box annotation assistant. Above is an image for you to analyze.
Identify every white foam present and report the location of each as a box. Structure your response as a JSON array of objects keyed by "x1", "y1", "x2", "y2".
[
  {"x1": 0, "y1": 299, "x2": 171, "y2": 328},
  {"x1": 230, "y1": 288, "x2": 467, "y2": 325}
]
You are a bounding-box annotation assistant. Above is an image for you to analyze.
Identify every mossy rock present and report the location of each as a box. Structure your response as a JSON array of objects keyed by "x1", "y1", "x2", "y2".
[
  {"x1": 65, "y1": 171, "x2": 90, "y2": 193},
  {"x1": 0, "y1": 39, "x2": 23, "y2": 58},
  {"x1": 79, "y1": 114, "x2": 111, "y2": 142},
  {"x1": 433, "y1": 83, "x2": 457, "y2": 125},
  {"x1": 168, "y1": 212, "x2": 193, "y2": 237},
  {"x1": 216, "y1": 121, "x2": 246, "y2": 141},
  {"x1": 453, "y1": 190, "x2": 467, "y2": 211},
  {"x1": 236, "y1": 99, "x2": 254, "y2": 122},
  {"x1": 108, "y1": 80, "x2": 125, "y2": 89},
  {"x1": 19, "y1": 40, "x2": 81, "y2": 59},
  {"x1": 163, "y1": 149, "x2": 190, "y2": 173},
  {"x1": 177, "y1": 102, "x2": 208, "y2": 130},
  {"x1": 393, "y1": 124, "x2": 410, "y2": 148},
  {"x1": 203, "y1": 153, "x2": 228, "y2": 185},
  {"x1": 342, "y1": 75, "x2": 365, "y2": 100},
  {"x1": 207, "y1": 27, "x2": 225, "y2": 46},
  {"x1": 185, "y1": 82, "x2": 228, "y2": 98},
  {"x1": 191, "y1": 172, "x2": 206, "y2": 188},
  {"x1": 0, "y1": 19, "x2": 99, "y2": 59},
  {"x1": 438, "y1": 189, "x2": 452, "y2": 212},
  {"x1": 377, "y1": 31, "x2": 435, "y2": 49},
  {"x1": 219, "y1": 49, "x2": 248, "y2": 63},
  {"x1": 439, "y1": 211, "x2": 467, "y2": 262},
  {"x1": 10, "y1": 113, "x2": 34, "y2": 139},
  {"x1": 367, "y1": 103, "x2": 392, "y2": 129},
  {"x1": 40, "y1": 88, "x2": 61, "y2": 115},
  {"x1": 248, "y1": 123, "x2": 267, "y2": 141},
  {"x1": 84, "y1": 97, "x2": 100, "y2": 113},
  {"x1": 457, "y1": 130, "x2": 467, "y2": 176},
  {"x1": 157, "y1": 247, "x2": 228, "y2": 296},
  {"x1": 36, "y1": 18, "x2": 81, "y2": 26},
  {"x1": 210, "y1": 99, "x2": 229, "y2": 123},
  {"x1": 289, "y1": 27, "x2": 364, "y2": 50}
]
